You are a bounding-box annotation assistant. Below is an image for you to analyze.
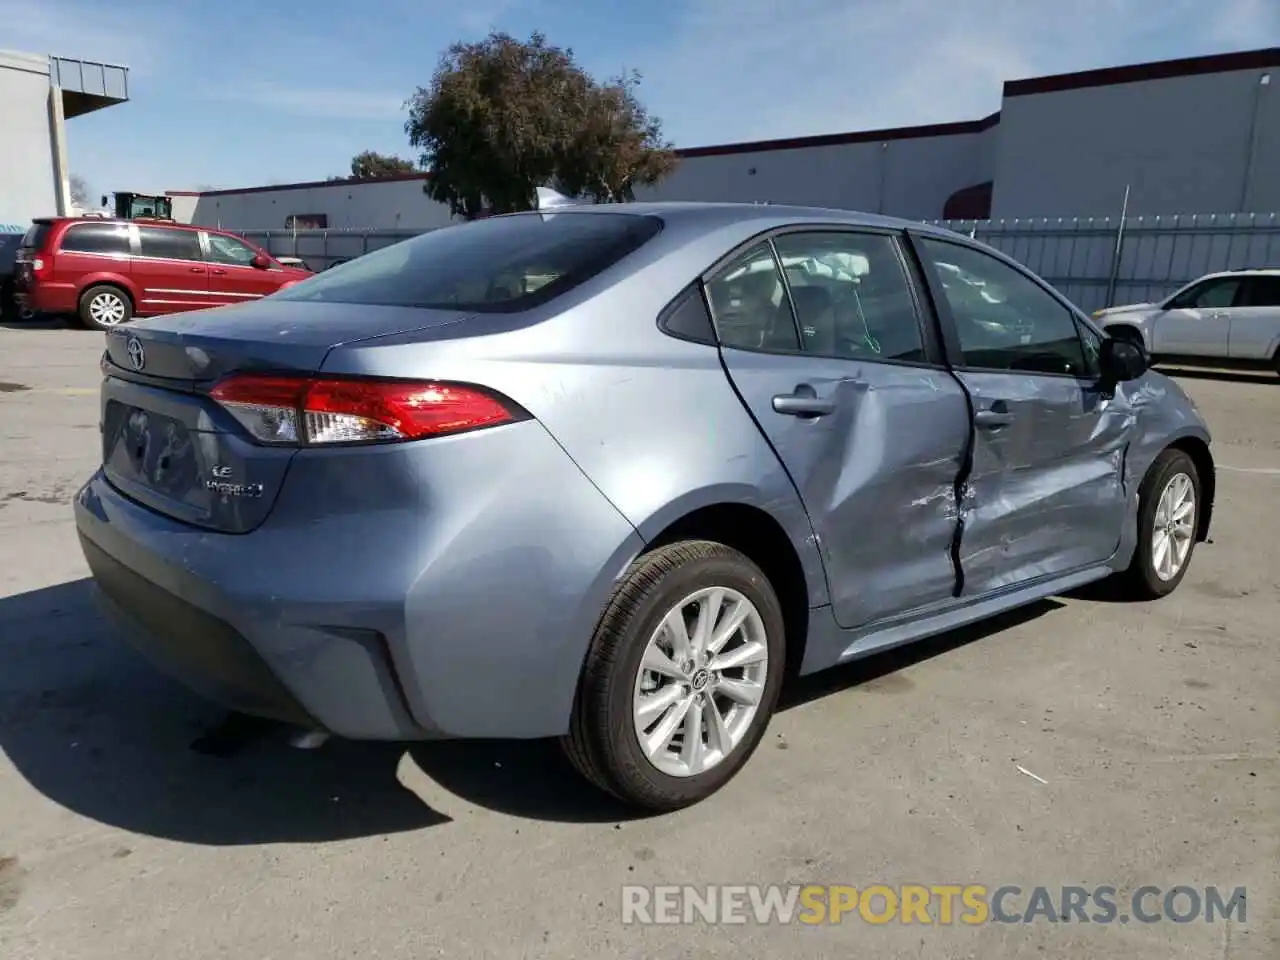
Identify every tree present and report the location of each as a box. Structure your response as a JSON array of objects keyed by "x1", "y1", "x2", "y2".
[
  {"x1": 69, "y1": 174, "x2": 90, "y2": 207},
  {"x1": 348, "y1": 150, "x2": 417, "y2": 179},
  {"x1": 404, "y1": 31, "x2": 677, "y2": 217},
  {"x1": 556, "y1": 71, "x2": 678, "y2": 203}
]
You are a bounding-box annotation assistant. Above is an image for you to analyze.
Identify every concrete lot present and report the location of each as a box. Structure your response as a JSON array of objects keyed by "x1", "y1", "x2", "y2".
[{"x1": 0, "y1": 321, "x2": 1276, "y2": 960}]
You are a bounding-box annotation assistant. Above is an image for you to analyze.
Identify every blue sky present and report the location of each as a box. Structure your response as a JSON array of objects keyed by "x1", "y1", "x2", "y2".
[{"x1": 5, "y1": 0, "x2": 1278, "y2": 197}]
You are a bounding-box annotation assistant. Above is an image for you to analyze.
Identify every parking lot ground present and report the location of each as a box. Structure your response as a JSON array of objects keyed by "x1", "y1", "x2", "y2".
[{"x1": 0, "y1": 323, "x2": 1277, "y2": 960}]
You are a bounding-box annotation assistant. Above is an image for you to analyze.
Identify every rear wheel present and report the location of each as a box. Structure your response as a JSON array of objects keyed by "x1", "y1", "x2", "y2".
[
  {"x1": 1117, "y1": 448, "x2": 1200, "y2": 599},
  {"x1": 561, "y1": 540, "x2": 786, "y2": 810},
  {"x1": 78, "y1": 285, "x2": 132, "y2": 330}
]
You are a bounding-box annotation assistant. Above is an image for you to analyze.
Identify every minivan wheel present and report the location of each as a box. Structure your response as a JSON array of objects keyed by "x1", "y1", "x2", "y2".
[
  {"x1": 562, "y1": 540, "x2": 786, "y2": 811},
  {"x1": 1119, "y1": 448, "x2": 1201, "y2": 599},
  {"x1": 78, "y1": 285, "x2": 132, "y2": 330}
]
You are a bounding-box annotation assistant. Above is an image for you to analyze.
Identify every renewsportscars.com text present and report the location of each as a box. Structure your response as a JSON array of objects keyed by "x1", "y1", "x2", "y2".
[{"x1": 621, "y1": 884, "x2": 1247, "y2": 926}]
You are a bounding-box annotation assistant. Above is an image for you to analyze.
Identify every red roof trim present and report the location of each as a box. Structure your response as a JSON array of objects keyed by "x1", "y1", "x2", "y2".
[
  {"x1": 675, "y1": 112, "x2": 1001, "y2": 159},
  {"x1": 1004, "y1": 46, "x2": 1279, "y2": 97},
  {"x1": 168, "y1": 172, "x2": 432, "y2": 199}
]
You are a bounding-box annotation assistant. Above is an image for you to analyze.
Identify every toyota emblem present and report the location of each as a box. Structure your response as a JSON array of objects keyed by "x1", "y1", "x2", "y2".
[{"x1": 126, "y1": 336, "x2": 146, "y2": 371}]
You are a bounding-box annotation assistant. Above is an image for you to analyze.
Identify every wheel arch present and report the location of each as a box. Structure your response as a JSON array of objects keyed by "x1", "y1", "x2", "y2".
[
  {"x1": 643, "y1": 501, "x2": 815, "y2": 681},
  {"x1": 1167, "y1": 434, "x2": 1215, "y2": 542},
  {"x1": 79, "y1": 277, "x2": 137, "y2": 309}
]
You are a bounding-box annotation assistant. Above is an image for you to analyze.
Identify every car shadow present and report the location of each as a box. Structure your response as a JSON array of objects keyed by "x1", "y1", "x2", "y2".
[
  {"x1": 1158, "y1": 365, "x2": 1276, "y2": 385},
  {"x1": 0, "y1": 313, "x2": 73, "y2": 331},
  {"x1": 0, "y1": 578, "x2": 449, "y2": 845},
  {"x1": 2, "y1": 579, "x2": 1065, "y2": 840}
]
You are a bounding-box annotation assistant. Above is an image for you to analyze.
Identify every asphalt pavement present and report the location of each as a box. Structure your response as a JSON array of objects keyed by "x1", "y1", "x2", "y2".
[{"x1": 1, "y1": 320, "x2": 1276, "y2": 959}]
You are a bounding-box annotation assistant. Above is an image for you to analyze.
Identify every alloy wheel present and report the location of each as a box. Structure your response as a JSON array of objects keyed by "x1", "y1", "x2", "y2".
[
  {"x1": 631, "y1": 586, "x2": 769, "y2": 778},
  {"x1": 1152, "y1": 471, "x2": 1196, "y2": 581},
  {"x1": 89, "y1": 293, "x2": 127, "y2": 326}
]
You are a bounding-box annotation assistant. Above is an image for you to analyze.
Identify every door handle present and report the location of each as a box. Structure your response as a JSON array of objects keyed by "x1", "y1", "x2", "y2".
[
  {"x1": 1206, "y1": 311, "x2": 1229, "y2": 321},
  {"x1": 211, "y1": 268, "x2": 227, "y2": 275},
  {"x1": 189, "y1": 266, "x2": 204, "y2": 273},
  {"x1": 772, "y1": 387, "x2": 835, "y2": 418},
  {"x1": 974, "y1": 408, "x2": 1014, "y2": 428}
]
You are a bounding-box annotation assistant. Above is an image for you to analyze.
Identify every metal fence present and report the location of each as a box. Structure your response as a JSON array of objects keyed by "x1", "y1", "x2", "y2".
[
  {"x1": 237, "y1": 228, "x2": 427, "y2": 272},
  {"x1": 240, "y1": 212, "x2": 1280, "y2": 315},
  {"x1": 929, "y1": 212, "x2": 1280, "y2": 313}
]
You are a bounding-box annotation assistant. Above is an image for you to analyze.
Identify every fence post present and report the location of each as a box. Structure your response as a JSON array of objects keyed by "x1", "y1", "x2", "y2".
[{"x1": 1103, "y1": 184, "x2": 1131, "y2": 308}]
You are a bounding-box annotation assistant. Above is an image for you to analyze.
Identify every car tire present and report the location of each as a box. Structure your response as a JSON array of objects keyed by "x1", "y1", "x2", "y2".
[
  {"x1": 77, "y1": 285, "x2": 133, "y2": 330},
  {"x1": 561, "y1": 540, "x2": 786, "y2": 811},
  {"x1": 1118, "y1": 448, "x2": 1201, "y2": 599}
]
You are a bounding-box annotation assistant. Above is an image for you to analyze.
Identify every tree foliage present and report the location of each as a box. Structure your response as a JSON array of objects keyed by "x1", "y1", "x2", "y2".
[
  {"x1": 405, "y1": 32, "x2": 677, "y2": 217},
  {"x1": 348, "y1": 150, "x2": 417, "y2": 179},
  {"x1": 68, "y1": 174, "x2": 90, "y2": 206}
]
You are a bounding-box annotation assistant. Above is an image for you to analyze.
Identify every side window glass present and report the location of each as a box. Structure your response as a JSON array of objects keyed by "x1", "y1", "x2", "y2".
[
  {"x1": 1169, "y1": 278, "x2": 1242, "y2": 310},
  {"x1": 704, "y1": 244, "x2": 799, "y2": 352},
  {"x1": 60, "y1": 223, "x2": 130, "y2": 255},
  {"x1": 772, "y1": 232, "x2": 925, "y2": 362},
  {"x1": 207, "y1": 234, "x2": 258, "y2": 266},
  {"x1": 138, "y1": 227, "x2": 202, "y2": 261},
  {"x1": 919, "y1": 238, "x2": 1088, "y2": 377},
  {"x1": 1243, "y1": 276, "x2": 1280, "y2": 307}
]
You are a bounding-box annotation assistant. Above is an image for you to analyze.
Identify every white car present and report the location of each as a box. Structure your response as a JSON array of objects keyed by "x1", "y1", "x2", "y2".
[{"x1": 1093, "y1": 269, "x2": 1280, "y2": 376}]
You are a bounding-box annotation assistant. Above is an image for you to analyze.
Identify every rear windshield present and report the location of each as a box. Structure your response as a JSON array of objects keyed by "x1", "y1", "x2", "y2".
[
  {"x1": 272, "y1": 211, "x2": 662, "y2": 312},
  {"x1": 21, "y1": 223, "x2": 51, "y2": 250}
]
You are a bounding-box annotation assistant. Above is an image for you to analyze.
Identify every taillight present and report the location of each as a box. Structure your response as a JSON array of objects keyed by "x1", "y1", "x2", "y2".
[
  {"x1": 210, "y1": 374, "x2": 523, "y2": 446},
  {"x1": 31, "y1": 256, "x2": 49, "y2": 279}
]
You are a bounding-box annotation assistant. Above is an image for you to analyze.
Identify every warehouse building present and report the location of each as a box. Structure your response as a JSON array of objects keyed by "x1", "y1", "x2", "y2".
[
  {"x1": 170, "y1": 46, "x2": 1278, "y2": 231},
  {"x1": 0, "y1": 49, "x2": 129, "y2": 230},
  {"x1": 0, "y1": 48, "x2": 130, "y2": 314}
]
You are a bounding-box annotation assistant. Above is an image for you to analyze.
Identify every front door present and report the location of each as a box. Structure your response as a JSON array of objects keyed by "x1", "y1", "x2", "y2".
[
  {"x1": 202, "y1": 232, "x2": 282, "y2": 306},
  {"x1": 1150, "y1": 274, "x2": 1243, "y2": 357},
  {"x1": 913, "y1": 234, "x2": 1133, "y2": 597},
  {"x1": 132, "y1": 224, "x2": 210, "y2": 314},
  {"x1": 707, "y1": 230, "x2": 969, "y2": 631}
]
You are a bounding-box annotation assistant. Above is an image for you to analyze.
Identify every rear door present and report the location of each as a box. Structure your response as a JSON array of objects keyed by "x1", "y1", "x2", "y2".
[
  {"x1": 1149, "y1": 275, "x2": 1241, "y2": 357},
  {"x1": 202, "y1": 232, "x2": 283, "y2": 305},
  {"x1": 911, "y1": 233, "x2": 1132, "y2": 597},
  {"x1": 132, "y1": 224, "x2": 210, "y2": 313},
  {"x1": 709, "y1": 229, "x2": 970, "y2": 631},
  {"x1": 1228, "y1": 275, "x2": 1280, "y2": 361}
]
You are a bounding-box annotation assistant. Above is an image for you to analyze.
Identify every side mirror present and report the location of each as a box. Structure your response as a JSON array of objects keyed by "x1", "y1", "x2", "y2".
[
  {"x1": 251, "y1": 253, "x2": 272, "y2": 269},
  {"x1": 1099, "y1": 337, "x2": 1148, "y2": 386}
]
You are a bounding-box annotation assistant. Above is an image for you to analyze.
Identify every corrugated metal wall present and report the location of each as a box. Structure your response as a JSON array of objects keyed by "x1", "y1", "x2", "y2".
[{"x1": 929, "y1": 213, "x2": 1280, "y2": 312}]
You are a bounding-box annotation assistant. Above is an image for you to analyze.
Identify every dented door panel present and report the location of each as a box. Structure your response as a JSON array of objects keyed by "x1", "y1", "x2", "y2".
[
  {"x1": 720, "y1": 348, "x2": 969, "y2": 629},
  {"x1": 954, "y1": 371, "x2": 1133, "y2": 595}
]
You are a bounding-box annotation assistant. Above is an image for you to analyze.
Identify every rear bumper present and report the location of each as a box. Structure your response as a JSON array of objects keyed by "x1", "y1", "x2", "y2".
[
  {"x1": 82, "y1": 533, "x2": 318, "y2": 728},
  {"x1": 16, "y1": 280, "x2": 76, "y2": 314},
  {"x1": 72, "y1": 419, "x2": 643, "y2": 740}
]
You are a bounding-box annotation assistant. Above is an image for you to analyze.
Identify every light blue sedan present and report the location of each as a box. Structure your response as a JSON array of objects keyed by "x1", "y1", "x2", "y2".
[{"x1": 75, "y1": 202, "x2": 1214, "y2": 809}]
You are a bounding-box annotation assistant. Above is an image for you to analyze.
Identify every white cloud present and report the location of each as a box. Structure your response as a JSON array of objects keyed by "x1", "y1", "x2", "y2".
[{"x1": 640, "y1": 0, "x2": 1280, "y2": 147}]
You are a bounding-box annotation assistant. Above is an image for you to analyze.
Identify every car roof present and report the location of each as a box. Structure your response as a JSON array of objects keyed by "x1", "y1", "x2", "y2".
[
  {"x1": 37, "y1": 216, "x2": 201, "y2": 231},
  {"x1": 530, "y1": 200, "x2": 959, "y2": 237},
  {"x1": 1200, "y1": 268, "x2": 1280, "y2": 279}
]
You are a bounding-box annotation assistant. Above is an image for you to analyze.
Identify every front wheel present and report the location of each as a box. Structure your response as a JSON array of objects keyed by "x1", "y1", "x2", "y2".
[
  {"x1": 561, "y1": 540, "x2": 786, "y2": 811},
  {"x1": 1118, "y1": 448, "x2": 1201, "y2": 599},
  {"x1": 78, "y1": 285, "x2": 132, "y2": 330}
]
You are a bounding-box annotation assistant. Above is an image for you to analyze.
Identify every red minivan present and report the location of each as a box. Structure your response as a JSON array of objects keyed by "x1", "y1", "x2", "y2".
[{"x1": 14, "y1": 218, "x2": 313, "y2": 330}]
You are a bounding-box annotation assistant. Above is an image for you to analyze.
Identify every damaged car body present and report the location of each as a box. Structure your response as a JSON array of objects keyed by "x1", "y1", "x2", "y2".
[{"x1": 73, "y1": 203, "x2": 1215, "y2": 811}]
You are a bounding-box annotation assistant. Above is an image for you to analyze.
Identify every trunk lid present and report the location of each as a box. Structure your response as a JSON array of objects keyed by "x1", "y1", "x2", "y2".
[{"x1": 100, "y1": 299, "x2": 474, "y2": 533}]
